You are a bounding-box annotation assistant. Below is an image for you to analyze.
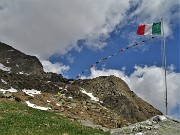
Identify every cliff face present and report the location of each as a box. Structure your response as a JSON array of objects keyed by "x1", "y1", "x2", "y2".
[{"x1": 0, "y1": 42, "x2": 162, "y2": 129}]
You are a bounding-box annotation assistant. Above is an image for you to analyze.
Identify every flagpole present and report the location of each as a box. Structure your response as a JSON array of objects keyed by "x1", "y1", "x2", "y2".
[{"x1": 161, "y1": 18, "x2": 168, "y2": 115}]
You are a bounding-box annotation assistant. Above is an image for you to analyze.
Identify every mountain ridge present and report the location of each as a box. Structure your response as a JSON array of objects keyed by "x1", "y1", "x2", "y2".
[{"x1": 0, "y1": 42, "x2": 163, "y2": 129}]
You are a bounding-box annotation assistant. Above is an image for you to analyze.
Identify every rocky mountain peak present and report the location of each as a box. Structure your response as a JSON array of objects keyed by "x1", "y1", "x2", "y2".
[
  {"x1": 74, "y1": 75, "x2": 162, "y2": 123},
  {"x1": 0, "y1": 42, "x2": 43, "y2": 76}
]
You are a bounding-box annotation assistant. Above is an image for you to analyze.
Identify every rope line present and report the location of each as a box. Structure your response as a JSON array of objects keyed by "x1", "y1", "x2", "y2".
[{"x1": 76, "y1": 36, "x2": 157, "y2": 79}]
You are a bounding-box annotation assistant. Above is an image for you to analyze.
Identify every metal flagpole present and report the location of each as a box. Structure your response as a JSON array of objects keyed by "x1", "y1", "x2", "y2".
[{"x1": 161, "y1": 17, "x2": 168, "y2": 115}]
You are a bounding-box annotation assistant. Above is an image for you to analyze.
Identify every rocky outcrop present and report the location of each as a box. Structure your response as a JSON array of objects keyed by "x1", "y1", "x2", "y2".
[{"x1": 110, "y1": 115, "x2": 180, "y2": 135}]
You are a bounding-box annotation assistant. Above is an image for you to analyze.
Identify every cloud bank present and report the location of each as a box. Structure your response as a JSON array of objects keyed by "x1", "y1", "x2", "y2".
[
  {"x1": 82, "y1": 65, "x2": 180, "y2": 115},
  {"x1": 0, "y1": 0, "x2": 131, "y2": 58},
  {"x1": 0, "y1": 0, "x2": 178, "y2": 58}
]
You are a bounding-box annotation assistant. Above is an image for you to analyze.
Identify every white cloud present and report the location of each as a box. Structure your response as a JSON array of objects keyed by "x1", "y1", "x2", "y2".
[
  {"x1": 132, "y1": 0, "x2": 179, "y2": 21},
  {"x1": 0, "y1": 0, "x2": 178, "y2": 59},
  {"x1": 0, "y1": 0, "x2": 132, "y2": 58},
  {"x1": 40, "y1": 60, "x2": 69, "y2": 74},
  {"x1": 131, "y1": 0, "x2": 179, "y2": 37},
  {"x1": 82, "y1": 65, "x2": 180, "y2": 115}
]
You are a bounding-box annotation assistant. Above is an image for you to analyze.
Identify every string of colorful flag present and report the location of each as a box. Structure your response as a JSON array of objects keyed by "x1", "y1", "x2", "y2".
[{"x1": 76, "y1": 36, "x2": 157, "y2": 79}]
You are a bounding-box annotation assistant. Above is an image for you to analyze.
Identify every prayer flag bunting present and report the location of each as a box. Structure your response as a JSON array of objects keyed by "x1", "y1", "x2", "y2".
[{"x1": 76, "y1": 36, "x2": 156, "y2": 78}]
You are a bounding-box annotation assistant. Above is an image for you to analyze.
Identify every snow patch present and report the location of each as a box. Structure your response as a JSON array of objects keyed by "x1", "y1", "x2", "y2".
[
  {"x1": 22, "y1": 89, "x2": 41, "y2": 97},
  {"x1": 59, "y1": 86, "x2": 64, "y2": 89},
  {"x1": 17, "y1": 72, "x2": 29, "y2": 75},
  {"x1": 56, "y1": 103, "x2": 61, "y2": 107},
  {"x1": 59, "y1": 87, "x2": 67, "y2": 91},
  {"x1": 135, "y1": 133, "x2": 143, "y2": 135},
  {"x1": 158, "y1": 115, "x2": 167, "y2": 121},
  {"x1": 1, "y1": 79, "x2": 7, "y2": 84},
  {"x1": 152, "y1": 115, "x2": 167, "y2": 122},
  {"x1": 26, "y1": 101, "x2": 50, "y2": 110},
  {"x1": 0, "y1": 87, "x2": 17, "y2": 93},
  {"x1": 80, "y1": 88, "x2": 100, "y2": 102},
  {"x1": 68, "y1": 96, "x2": 73, "y2": 99},
  {"x1": 0, "y1": 63, "x2": 11, "y2": 72},
  {"x1": 59, "y1": 84, "x2": 69, "y2": 91}
]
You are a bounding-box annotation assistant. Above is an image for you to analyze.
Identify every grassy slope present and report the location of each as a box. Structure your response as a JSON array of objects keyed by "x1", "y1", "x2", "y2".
[{"x1": 0, "y1": 102, "x2": 109, "y2": 135}]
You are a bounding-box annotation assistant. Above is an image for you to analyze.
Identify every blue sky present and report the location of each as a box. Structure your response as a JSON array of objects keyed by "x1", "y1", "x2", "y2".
[
  {"x1": 0, "y1": 0, "x2": 179, "y2": 118},
  {"x1": 52, "y1": 25, "x2": 179, "y2": 79}
]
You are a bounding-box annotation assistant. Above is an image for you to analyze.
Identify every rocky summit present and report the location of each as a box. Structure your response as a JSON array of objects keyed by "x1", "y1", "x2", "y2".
[
  {"x1": 74, "y1": 76, "x2": 162, "y2": 123},
  {"x1": 0, "y1": 42, "x2": 164, "y2": 130}
]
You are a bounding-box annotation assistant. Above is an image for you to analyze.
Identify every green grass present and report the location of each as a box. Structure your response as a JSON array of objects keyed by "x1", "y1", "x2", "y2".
[{"x1": 0, "y1": 102, "x2": 109, "y2": 135}]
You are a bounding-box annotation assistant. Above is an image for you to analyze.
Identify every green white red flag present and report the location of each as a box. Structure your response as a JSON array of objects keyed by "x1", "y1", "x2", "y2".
[{"x1": 136, "y1": 22, "x2": 161, "y2": 35}]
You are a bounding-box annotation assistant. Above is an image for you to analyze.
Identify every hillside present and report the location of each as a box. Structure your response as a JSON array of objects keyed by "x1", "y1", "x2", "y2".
[
  {"x1": 0, "y1": 41, "x2": 166, "y2": 132},
  {"x1": 0, "y1": 101, "x2": 108, "y2": 135}
]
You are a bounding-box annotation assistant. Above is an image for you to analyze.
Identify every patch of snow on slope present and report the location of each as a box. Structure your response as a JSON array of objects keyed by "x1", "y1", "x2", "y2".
[
  {"x1": 26, "y1": 101, "x2": 50, "y2": 110},
  {"x1": 151, "y1": 115, "x2": 167, "y2": 122},
  {"x1": 1, "y1": 79, "x2": 7, "y2": 84},
  {"x1": 158, "y1": 115, "x2": 167, "y2": 121},
  {"x1": 0, "y1": 87, "x2": 17, "y2": 93},
  {"x1": 17, "y1": 71, "x2": 29, "y2": 75},
  {"x1": 0, "y1": 63, "x2": 11, "y2": 72},
  {"x1": 19, "y1": 72, "x2": 24, "y2": 74},
  {"x1": 135, "y1": 133, "x2": 143, "y2": 135},
  {"x1": 80, "y1": 88, "x2": 100, "y2": 102},
  {"x1": 22, "y1": 89, "x2": 41, "y2": 97}
]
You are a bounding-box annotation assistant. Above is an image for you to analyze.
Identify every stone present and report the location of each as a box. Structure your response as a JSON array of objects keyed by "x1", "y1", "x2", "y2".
[
  {"x1": 82, "y1": 101, "x2": 86, "y2": 105},
  {"x1": 8, "y1": 97, "x2": 15, "y2": 101},
  {"x1": 53, "y1": 106, "x2": 59, "y2": 110},
  {"x1": 57, "y1": 101, "x2": 63, "y2": 106},
  {"x1": 2, "y1": 92, "x2": 12, "y2": 98},
  {"x1": 61, "y1": 107, "x2": 64, "y2": 112},
  {"x1": 90, "y1": 105, "x2": 97, "y2": 109},
  {"x1": 79, "y1": 119, "x2": 101, "y2": 129},
  {"x1": 70, "y1": 103, "x2": 77, "y2": 108},
  {"x1": 0, "y1": 91, "x2": 4, "y2": 98},
  {"x1": 100, "y1": 127, "x2": 110, "y2": 132},
  {"x1": 86, "y1": 102, "x2": 92, "y2": 106},
  {"x1": 92, "y1": 108, "x2": 101, "y2": 112}
]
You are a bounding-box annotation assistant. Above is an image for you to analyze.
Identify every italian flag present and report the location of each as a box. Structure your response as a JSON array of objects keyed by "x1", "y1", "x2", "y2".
[{"x1": 136, "y1": 22, "x2": 161, "y2": 35}]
